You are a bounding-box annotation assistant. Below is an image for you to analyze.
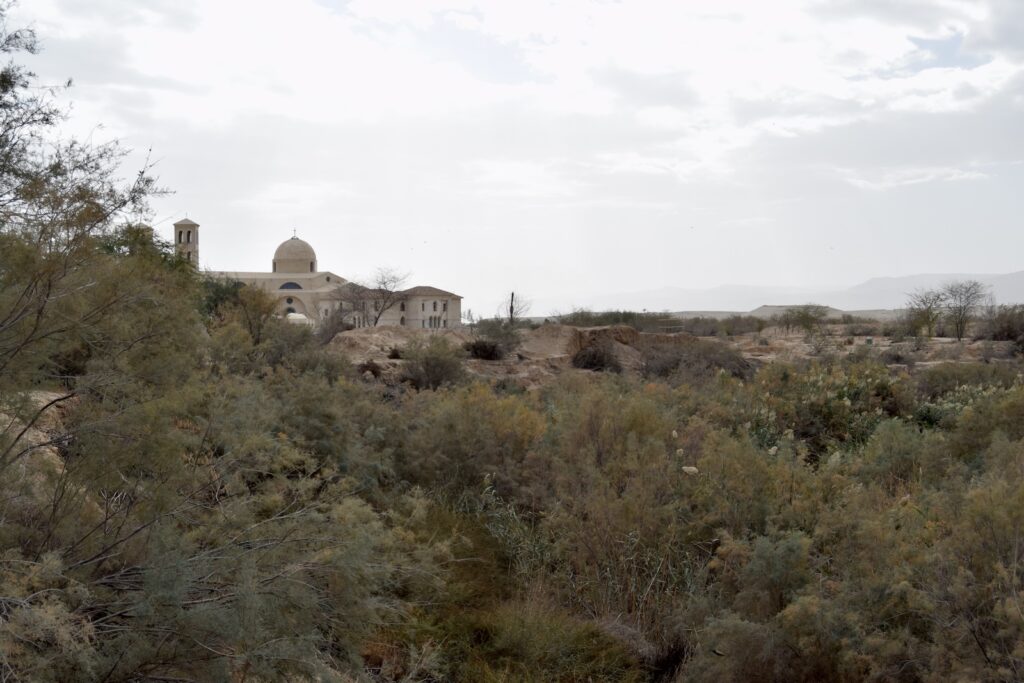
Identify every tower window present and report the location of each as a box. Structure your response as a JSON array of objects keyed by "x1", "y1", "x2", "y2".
[
  {"x1": 310, "y1": 262, "x2": 315, "y2": 272},
  {"x1": 186, "y1": 230, "x2": 191, "y2": 244},
  {"x1": 177, "y1": 230, "x2": 183, "y2": 243}
]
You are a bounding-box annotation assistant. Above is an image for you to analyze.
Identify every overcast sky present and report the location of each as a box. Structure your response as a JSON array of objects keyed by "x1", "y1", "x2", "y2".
[{"x1": 15, "y1": 0, "x2": 1024, "y2": 314}]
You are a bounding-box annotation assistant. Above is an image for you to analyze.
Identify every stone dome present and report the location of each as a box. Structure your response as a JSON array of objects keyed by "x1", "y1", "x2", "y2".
[{"x1": 273, "y1": 236, "x2": 317, "y2": 273}]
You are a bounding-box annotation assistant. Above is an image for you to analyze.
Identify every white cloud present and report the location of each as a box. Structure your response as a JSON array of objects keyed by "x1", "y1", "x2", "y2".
[{"x1": 11, "y1": 0, "x2": 1024, "y2": 312}]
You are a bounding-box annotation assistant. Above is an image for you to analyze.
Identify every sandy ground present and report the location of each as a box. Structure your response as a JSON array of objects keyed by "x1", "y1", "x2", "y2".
[{"x1": 329, "y1": 322, "x2": 1018, "y2": 389}]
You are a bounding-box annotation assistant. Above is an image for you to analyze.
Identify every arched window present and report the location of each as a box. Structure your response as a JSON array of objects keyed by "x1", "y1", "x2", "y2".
[
  {"x1": 280, "y1": 282, "x2": 302, "y2": 290},
  {"x1": 177, "y1": 230, "x2": 183, "y2": 243},
  {"x1": 309, "y1": 261, "x2": 315, "y2": 272},
  {"x1": 400, "y1": 316, "x2": 405, "y2": 326},
  {"x1": 400, "y1": 302, "x2": 405, "y2": 312},
  {"x1": 433, "y1": 301, "x2": 438, "y2": 311},
  {"x1": 186, "y1": 230, "x2": 191, "y2": 244}
]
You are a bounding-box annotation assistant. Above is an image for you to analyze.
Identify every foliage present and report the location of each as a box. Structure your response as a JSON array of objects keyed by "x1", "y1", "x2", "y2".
[
  {"x1": 639, "y1": 337, "x2": 752, "y2": 384},
  {"x1": 571, "y1": 340, "x2": 622, "y2": 372},
  {"x1": 7, "y1": 12, "x2": 1024, "y2": 680},
  {"x1": 400, "y1": 336, "x2": 466, "y2": 389},
  {"x1": 464, "y1": 338, "x2": 505, "y2": 360}
]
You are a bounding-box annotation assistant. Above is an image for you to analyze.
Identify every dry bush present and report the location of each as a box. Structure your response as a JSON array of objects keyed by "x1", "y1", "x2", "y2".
[
  {"x1": 640, "y1": 337, "x2": 752, "y2": 384},
  {"x1": 572, "y1": 340, "x2": 622, "y2": 373},
  {"x1": 464, "y1": 338, "x2": 505, "y2": 360}
]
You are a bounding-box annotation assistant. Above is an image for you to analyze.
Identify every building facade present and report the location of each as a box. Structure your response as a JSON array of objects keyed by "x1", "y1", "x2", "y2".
[{"x1": 174, "y1": 218, "x2": 462, "y2": 328}]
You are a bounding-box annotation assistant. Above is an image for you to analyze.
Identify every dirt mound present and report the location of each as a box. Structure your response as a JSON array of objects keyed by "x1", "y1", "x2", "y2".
[
  {"x1": 517, "y1": 323, "x2": 581, "y2": 360},
  {"x1": 329, "y1": 327, "x2": 471, "y2": 364}
]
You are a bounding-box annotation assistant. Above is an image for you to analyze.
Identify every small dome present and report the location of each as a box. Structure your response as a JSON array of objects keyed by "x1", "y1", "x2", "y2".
[{"x1": 273, "y1": 236, "x2": 317, "y2": 273}]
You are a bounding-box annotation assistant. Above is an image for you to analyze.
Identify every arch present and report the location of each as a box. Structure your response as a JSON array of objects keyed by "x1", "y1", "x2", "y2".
[
  {"x1": 280, "y1": 282, "x2": 303, "y2": 290},
  {"x1": 400, "y1": 316, "x2": 405, "y2": 326},
  {"x1": 277, "y1": 296, "x2": 309, "y2": 318}
]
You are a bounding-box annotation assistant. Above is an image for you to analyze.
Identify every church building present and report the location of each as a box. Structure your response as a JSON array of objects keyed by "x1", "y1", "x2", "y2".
[{"x1": 173, "y1": 218, "x2": 462, "y2": 329}]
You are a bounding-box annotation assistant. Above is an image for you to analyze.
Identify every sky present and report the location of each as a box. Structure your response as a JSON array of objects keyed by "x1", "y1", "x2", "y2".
[{"x1": 13, "y1": 0, "x2": 1024, "y2": 315}]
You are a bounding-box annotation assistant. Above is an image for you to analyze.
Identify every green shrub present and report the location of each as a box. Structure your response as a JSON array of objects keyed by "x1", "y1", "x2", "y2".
[{"x1": 401, "y1": 336, "x2": 466, "y2": 389}]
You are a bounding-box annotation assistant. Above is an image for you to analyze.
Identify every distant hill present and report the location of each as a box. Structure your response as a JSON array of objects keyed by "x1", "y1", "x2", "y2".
[{"x1": 535, "y1": 271, "x2": 1024, "y2": 316}]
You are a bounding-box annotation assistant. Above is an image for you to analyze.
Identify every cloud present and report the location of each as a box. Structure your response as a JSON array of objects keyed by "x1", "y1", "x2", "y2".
[{"x1": 10, "y1": 0, "x2": 1024, "y2": 312}]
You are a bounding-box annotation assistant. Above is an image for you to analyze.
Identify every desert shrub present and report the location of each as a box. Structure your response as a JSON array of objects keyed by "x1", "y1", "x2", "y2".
[
  {"x1": 557, "y1": 308, "x2": 668, "y2": 332},
  {"x1": 399, "y1": 384, "x2": 545, "y2": 497},
  {"x1": 913, "y1": 361, "x2": 1021, "y2": 400},
  {"x1": 473, "y1": 317, "x2": 523, "y2": 356},
  {"x1": 401, "y1": 336, "x2": 466, "y2": 389},
  {"x1": 881, "y1": 343, "x2": 918, "y2": 366},
  {"x1": 316, "y1": 306, "x2": 355, "y2": 344},
  {"x1": 450, "y1": 602, "x2": 645, "y2": 682},
  {"x1": 980, "y1": 304, "x2": 1024, "y2": 355},
  {"x1": 571, "y1": 340, "x2": 622, "y2": 372},
  {"x1": 464, "y1": 338, "x2": 505, "y2": 360},
  {"x1": 746, "y1": 360, "x2": 914, "y2": 457},
  {"x1": 387, "y1": 345, "x2": 403, "y2": 359},
  {"x1": 673, "y1": 315, "x2": 765, "y2": 337},
  {"x1": 640, "y1": 337, "x2": 752, "y2": 384}
]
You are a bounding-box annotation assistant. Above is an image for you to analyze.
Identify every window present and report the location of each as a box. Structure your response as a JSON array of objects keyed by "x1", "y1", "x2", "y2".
[
  {"x1": 310, "y1": 262, "x2": 315, "y2": 272},
  {"x1": 400, "y1": 316, "x2": 405, "y2": 326},
  {"x1": 186, "y1": 230, "x2": 191, "y2": 243},
  {"x1": 280, "y1": 282, "x2": 302, "y2": 290},
  {"x1": 273, "y1": 263, "x2": 277, "y2": 273},
  {"x1": 286, "y1": 297, "x2": 294, "y2": 305},
  {"x1": 421, "y1": 302, "x2": 425, "y2": 312},
  {"x1": 400, "y1": 302, "x2": 405, "y2": 312},
  {"x1": 326, "y1": 276, "x2": 331, "y2": 282},
  {"x1": 433, "y1": 301, "x2": 438, "y2": 312},
  {"x1": 443, "y1": 319, "x2": 447, "y2": 328},
  {"x1": 443, "y1": 301, "x2": 448, "y2": 312},
  {"x1": 177, "y1": 230, "x2": 183, "y2": 243}
]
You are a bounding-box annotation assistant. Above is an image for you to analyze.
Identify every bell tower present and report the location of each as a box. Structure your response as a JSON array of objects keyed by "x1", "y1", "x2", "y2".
[{"x1": 173, "y1": 217, "x2": 199, "y2": 265}]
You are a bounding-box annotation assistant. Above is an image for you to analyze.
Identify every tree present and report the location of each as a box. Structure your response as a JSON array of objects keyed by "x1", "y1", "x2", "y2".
[
  {"x1": 782, "y1": 304, "x2": 828, "y2": 337},
  {"x1": 906, "y1": 288, "x2": 946, "y2": 339},
  {"x1": 333, "y1": 267, "x2": 409, "y2": 327},
  {"x1": 943, "y1": 279, "x2": 988, "y2": 341}
]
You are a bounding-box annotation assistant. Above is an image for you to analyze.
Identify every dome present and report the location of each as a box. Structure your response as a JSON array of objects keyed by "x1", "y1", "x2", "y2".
[{"x1": 273, "y1": 236, "x2": 317, "y2": 273}]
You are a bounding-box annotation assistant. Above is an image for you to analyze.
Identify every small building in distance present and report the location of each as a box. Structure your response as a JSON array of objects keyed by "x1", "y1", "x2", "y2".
[{"x1": 173, "y1": 218, "x2": 462, "y2": 328}]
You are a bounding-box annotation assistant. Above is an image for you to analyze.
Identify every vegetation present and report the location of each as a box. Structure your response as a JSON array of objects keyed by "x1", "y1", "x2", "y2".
[{"x1": 6, "y1": 13, "x2": 1024, "y2": 682}]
